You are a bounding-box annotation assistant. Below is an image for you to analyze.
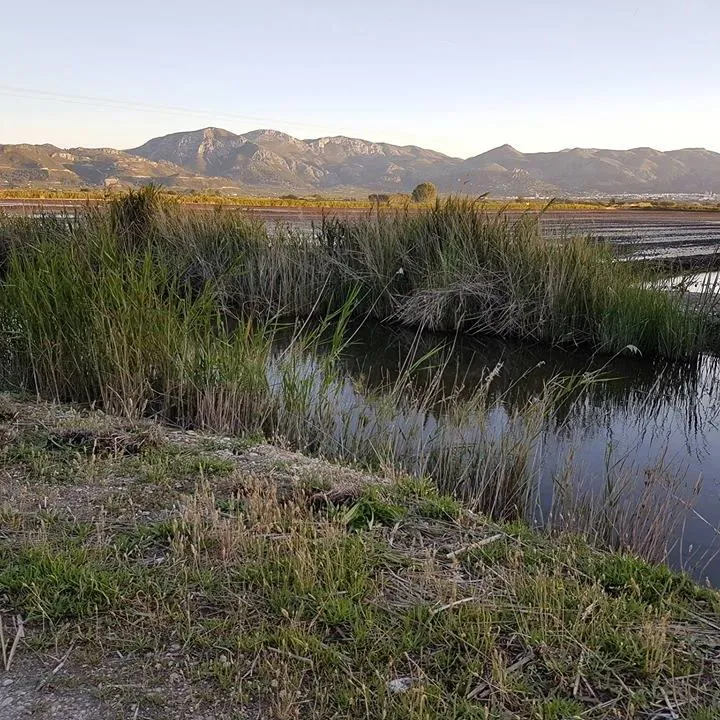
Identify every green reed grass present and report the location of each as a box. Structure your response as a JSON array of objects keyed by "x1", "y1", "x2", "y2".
[
  {"x1": 323, "y1": 199, "x2": 712, "y2": 357},
  {"x1": 0, "y1": 215, "x2": 270, "y2": 429},
  {"x1": 0, "y1": 189, "x2": 714, "y2": 561},
  {"x1": 2, "y1": 189, "x2": 712, "y2": 359}
]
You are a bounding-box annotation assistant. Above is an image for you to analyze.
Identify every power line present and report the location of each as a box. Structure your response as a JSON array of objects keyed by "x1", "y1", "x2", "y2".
[{"x1": 0, "y1": 85, "x2": 345, "y2": 137}]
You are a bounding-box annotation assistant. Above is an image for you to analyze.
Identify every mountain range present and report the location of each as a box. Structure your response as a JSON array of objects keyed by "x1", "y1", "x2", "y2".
[{"x1": 1, "y1": 127, "x2": 719, "y2": 197}]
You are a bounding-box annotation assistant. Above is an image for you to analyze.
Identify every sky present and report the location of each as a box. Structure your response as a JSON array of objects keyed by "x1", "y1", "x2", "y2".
[{"x1": 2, "y1": 0, "x2": 719, "y2": 158}]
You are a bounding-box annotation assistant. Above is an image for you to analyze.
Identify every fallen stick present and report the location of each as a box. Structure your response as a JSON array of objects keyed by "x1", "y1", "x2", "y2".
[
  {"x1": 6, "y1": 615, "x2": 25, "y2": 672},
  {"x1": 430, "y1": 596, "x2": 476, "y2": 616},
  {"x1": 446, "y1": 533, "x2": 503, "y2": 561}
]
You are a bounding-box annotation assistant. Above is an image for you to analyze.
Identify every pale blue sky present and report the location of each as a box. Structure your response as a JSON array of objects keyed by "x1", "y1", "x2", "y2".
[{"x1": 2, "y1": 0, "x2": 719, "y2": 157}]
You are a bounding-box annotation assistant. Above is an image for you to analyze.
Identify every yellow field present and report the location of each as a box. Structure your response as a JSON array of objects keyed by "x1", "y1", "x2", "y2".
[{"x1": 1, "y1": 187, "x2": 719, "y2": 213}]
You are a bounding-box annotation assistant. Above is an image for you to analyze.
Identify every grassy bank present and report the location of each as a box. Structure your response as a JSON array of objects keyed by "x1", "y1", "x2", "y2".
[{"x1": 0, "y1": 397, "x2": 718, "y2": 719}]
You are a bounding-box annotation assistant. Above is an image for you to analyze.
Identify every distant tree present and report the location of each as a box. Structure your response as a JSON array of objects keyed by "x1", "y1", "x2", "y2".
[{"x1": 411, "y1": 182, "x2": 437, "y2": 204}]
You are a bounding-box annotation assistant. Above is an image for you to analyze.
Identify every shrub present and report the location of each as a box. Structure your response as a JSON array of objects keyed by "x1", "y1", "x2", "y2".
[{"x1": 411, "y1": 182, "x2": 437, "y2": 203}]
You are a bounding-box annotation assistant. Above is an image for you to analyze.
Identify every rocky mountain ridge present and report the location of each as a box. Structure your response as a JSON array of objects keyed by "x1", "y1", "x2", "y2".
[{"x1": 2, "y1": 126, "x2": 719, "y2": 196}]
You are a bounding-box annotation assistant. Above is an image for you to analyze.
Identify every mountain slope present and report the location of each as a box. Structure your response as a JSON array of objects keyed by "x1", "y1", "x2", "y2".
[
  {"x1": 442, "y1": 145, "x2": 720, "y2": 195},
  {"x1": 0, "y1": 142, "x2": 235, "y2": 190},
  {"x1": 2, "y1": 127, "x2": 720, "y2": 196},
  {"x1": 128, "y1": 127, "x2": 460, "y2": 191}
]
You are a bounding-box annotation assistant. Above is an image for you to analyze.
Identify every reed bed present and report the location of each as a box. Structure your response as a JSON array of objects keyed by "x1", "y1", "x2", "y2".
[
  {"x1": 0, "y1": 188, "x2": 714, "y2": 563},
  {"x1": 325, "y1": 200, "x2": 713, "y2": 357},
  {"x1": 2, "y1": 187, "x2": 713, "y2": 358}
]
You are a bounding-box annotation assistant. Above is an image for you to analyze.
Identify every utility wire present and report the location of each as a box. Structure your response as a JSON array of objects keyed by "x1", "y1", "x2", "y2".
[{"x1": 0, "y1": 85, "x2": 344, "y2": 137}]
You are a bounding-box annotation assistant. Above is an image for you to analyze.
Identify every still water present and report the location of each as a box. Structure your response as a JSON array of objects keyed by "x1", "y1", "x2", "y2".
[{"x1": 290, "y1": 324, "x2": 720, "y2": 584}]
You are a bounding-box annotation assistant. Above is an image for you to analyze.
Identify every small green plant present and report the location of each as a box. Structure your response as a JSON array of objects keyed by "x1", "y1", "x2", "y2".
[
  {"x1": 536, "y1": 698, "x2": 584, "y2": 719},
  {"x1": 216, "y1": 496, "x2": 246, "y2": 515},
  {"x1": 393, "y1": 476, "x2": 461, "y2": 519},
  {"x1": 593, "y1": 553, "x2": 702, "y2": 605},
  {"x1": 0, "y1": 546, "x2": 125, "y2": 620},
  {"x1": 688, "y1": 709, "x2": 720, "y2": 720},
  {"x1": 336, "y1": 493, "x2": 406, "y2": 529},
  {"x1": 115, "y1": 521, "x2": 177, "y2": 556}
]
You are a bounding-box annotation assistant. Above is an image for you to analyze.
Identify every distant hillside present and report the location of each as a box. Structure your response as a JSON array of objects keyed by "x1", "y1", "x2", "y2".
[
  {"x1": 447, "y1": 145, "x2": 720, "y2": 195},
  {"x1": 0, "y1": 143, "x2": 235, "y2": 191},
  {"x1": 127, "y1": 127, "x2": 459, "y2": 192},
  {"x1": 2, "y1": 127, "x2": 720, "y2": 196}
]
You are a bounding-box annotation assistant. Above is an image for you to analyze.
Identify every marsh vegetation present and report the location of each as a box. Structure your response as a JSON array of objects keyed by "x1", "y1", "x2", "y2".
[
  {"x1": 1, "y1": 189, "x2": 719, "y2": 716},
  {"x1": 0, "y1": 189, "x2": 717, "y2": 552}
]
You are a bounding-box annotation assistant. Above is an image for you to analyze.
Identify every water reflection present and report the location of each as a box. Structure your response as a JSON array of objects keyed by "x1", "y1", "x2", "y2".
[
  {"x1": 280, "y1": 323, "x2": 720, "y2": 582},
  {"x1": 658, "y1": 271, "x2": 720, "y2": 294},
  {"x1": 336, "y1": 324, "x2": 720, "y2": 438}
]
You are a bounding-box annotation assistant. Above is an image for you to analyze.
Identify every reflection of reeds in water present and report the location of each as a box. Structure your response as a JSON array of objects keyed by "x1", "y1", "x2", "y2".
[
  {"x1": 269, "y1": 333, "x2": 716, "y2": 570},
  {"x1": 544, "y1": 449, "x2": 719, "y2": 576},
  {"x1": 331, "y1": 322, "x2": 720, "y2": 441},
  {"x1": 274, "y1": 326, "x2": 720, "y2": 570}
]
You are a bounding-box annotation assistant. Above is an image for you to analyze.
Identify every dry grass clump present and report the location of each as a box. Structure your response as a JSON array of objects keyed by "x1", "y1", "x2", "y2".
[{"x1": 46, "y1": 425, "x2": 164, "y2": 459}]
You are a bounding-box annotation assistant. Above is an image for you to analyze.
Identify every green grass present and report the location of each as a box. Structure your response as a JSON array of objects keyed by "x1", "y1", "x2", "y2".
[
  {"x1": 0, "y1": 405, "x2": 717, "y2": 717},
  {"x1": 0, "y1": 199, "x2": 271, "y2": 426}
]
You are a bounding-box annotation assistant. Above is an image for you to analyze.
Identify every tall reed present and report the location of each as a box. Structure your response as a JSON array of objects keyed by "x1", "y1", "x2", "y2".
[
  {"x1": 2, "y1": 190, "x2": 712, "y2": 359},
  {"x1": 0, "y1": 211, "x2": 270, "y2": 430},
  {"x1": 322, "y1": 199, "x2": 712, "y2": 357}
]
